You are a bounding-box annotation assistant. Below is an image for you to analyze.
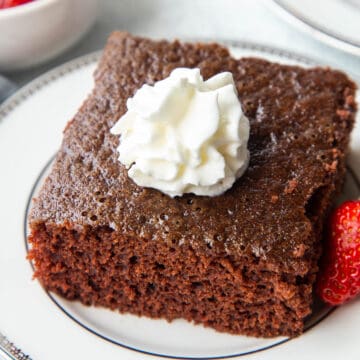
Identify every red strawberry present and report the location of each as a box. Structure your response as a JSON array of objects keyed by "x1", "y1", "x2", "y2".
[
  {"x1": 0, "y1": 0, "x2": 33, "y2": 9},
  {"x1": 317, "y1": 200, "x2": 360, "y2": 305}
]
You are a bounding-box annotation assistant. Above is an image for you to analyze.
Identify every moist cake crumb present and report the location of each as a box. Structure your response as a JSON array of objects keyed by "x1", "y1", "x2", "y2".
[
  {"x1": 28, "y1": 32, "x2": 357, "y2": 338},
  {"x1": 271, "y1": 195, "x2": 279, "y2": 204}
]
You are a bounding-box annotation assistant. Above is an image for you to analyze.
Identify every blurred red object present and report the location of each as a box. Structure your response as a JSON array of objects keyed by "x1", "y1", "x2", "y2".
[{"x1": 0, "y1": 0, "x2": 34, "y2": 9}]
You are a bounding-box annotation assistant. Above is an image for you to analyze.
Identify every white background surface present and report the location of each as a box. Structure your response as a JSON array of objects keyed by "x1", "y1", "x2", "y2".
[{"x1": 6, "y1": 0, "x2": 360, "y2": 85}]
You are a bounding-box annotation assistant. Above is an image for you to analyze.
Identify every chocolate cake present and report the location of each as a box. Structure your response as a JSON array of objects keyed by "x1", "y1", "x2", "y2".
[{"x1": 28, "y1": 32, "x2": 357, "y2": 338}]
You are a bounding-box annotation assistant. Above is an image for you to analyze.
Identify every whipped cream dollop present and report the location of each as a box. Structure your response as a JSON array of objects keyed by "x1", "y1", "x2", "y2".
[{"x1": 111, "y1": 68, "x2": 250, "y2": 197}]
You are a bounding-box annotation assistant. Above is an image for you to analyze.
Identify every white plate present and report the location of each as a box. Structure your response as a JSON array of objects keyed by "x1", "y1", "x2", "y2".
[
  {"x1": 270, "y1": 0, "x2": 360, "y2": 56},
  {"x1": 0, "y1": 41, "x2": 360, "y2": 360}
]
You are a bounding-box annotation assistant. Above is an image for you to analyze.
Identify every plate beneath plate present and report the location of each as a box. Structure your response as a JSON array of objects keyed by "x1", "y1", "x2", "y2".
[
  {"x1": 270, "y1": 0, "x2": 360, "y2": 56},
  {"x1": 0, "y1": 41, "x2": 360, "y2": 360}
]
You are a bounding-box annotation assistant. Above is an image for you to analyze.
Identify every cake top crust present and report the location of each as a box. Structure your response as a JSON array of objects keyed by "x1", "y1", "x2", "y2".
[{"x1": 29, "y1": 32, "x2": 357, "y2": 273}]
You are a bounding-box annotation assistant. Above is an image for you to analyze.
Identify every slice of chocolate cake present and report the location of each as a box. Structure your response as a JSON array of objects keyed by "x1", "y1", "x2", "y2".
[{"x1": 28, "y1": 32, "x2": 357, "y2": 337}]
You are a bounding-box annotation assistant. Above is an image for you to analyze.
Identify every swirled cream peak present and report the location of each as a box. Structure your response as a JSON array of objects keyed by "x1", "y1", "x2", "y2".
[{"x1": 111, "y1": 68, "x2": 250, "y2": 197}]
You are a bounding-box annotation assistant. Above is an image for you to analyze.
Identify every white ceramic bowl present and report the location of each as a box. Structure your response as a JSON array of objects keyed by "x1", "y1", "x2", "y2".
[{"x1": 0, "y1": 0, "x2": 98, "y2": 72}]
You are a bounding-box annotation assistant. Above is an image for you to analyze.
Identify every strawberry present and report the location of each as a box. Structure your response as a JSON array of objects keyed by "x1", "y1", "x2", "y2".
[
  {"x1": 317, "y1": 200, "x2": 360, "y2": 305},
  {"x1": 0, "y1": 0, "x2": 33, "y2": 9}
]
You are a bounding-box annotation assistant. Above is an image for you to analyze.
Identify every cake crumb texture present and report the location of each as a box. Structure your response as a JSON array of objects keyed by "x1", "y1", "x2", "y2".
[{"x1": 28, "y1": 32, "x2": 357, "y2": 337}]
